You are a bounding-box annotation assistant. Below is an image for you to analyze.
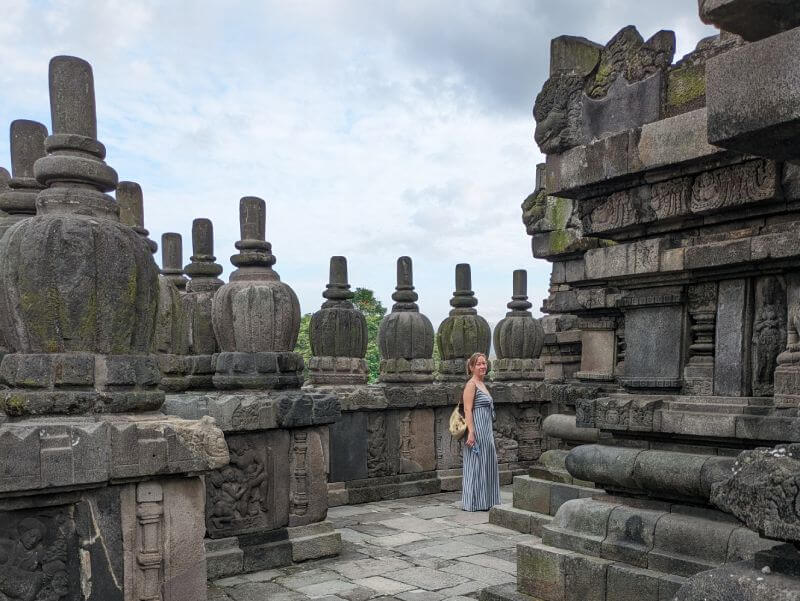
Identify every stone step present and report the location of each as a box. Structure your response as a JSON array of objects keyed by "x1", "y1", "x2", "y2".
[
  {"x1": 517, "y1": 540, "x2": 688, "y2": 601},
  {"x1": 489, "y1": 503, "x2": 553, "y2": 535},
  {"x1": 512, "y1": 475, "x2": 595, "y2": 515},
  {"x1": 287, "y1": 521, "x2": 342, "y2": 563},
  {"x1": 205, "y1": 537, "x2": 244, "y2": 580},
  {"x1": 480, "y1": 583, "x2": 539, "y2": 601}
]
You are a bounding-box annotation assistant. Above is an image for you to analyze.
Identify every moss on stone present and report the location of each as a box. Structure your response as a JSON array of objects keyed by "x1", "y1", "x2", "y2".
[
  {"x1": 667, "y1": 64, "x2": 705, "y2": 110},
  {"x1": 2, "y1": 395, "x2": 26, "y2": 416},
  {"x1": 548, "y1": 230, "x2": 573, "y2": 254}
]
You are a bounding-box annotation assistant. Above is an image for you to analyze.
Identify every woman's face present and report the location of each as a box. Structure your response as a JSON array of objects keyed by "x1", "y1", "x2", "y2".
[{"x1": 473, "y1": 356, "x2": 487, "y2": 377}]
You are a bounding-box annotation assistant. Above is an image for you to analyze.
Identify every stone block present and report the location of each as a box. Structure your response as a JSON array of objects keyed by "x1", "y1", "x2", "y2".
[
  {"x1": 434, "y1": 406, "x2": 464, "y2": 471},
  {"x1": 543, "y1": 498, "x2": 617, "y2": 557},
  {"x1": 386, "y1": 408, "x2": 435, "y2": 474},
  {"x1": 606, "y1": 564, "x2": 660, "y2": 601},
  {"x1": 578, "y1": 327, "x2": 616, "y2": 380},
  {"x1": 329, "y1": 412, "x2": 368, "y2": 482},
  {"x1": 549, "y1": 483, "x2": 581, "y2": 515},
  {"x1": 583, "y1": 71, "x2": 662, "y2": 142},
  {"x1": 237, "y1": 529, "x2": 293, "y2": 573},
  {"x1": 287, "y1": 521, "x2": 341, "y2": 562},
  {"x1": 550, "y1": 35, "x2": 602, "y2": 76},
  {"x1": 205, "y1": 537, "x2": 244, "y2": 580},
  {"x1": 636, "y1": 109, "x2": 724, "y2": 175},
  {"x1": 648, "y1": 512, "x2": 735, "y2": 576},
  {"x1": 488, "y1": 504, "x2": 533, "y2": 533},
  {"x1": 622, "y1": 303, "x2": 684, "y2": 389},
  {"x1": 517, "y1": 542, "x2": 568, "y2": 600},
  {"x1": 601, "y1": 504, "x2": 665, "y2": 567},
  {"x1": 289, "y1": 427, "x2": 329, "y2": 527},
  {"x1": 707, "y1": 26, "x2": 800, "y2": 160},
  {"x1": 513, "y1": 476, "x2": 551, "y2": 514},
  {"x1": 714, "y1": 279, "x2": 752, "y2": 396},
  {"x1": 699, "y1": 0, "x2": 800, "y2": 41}
]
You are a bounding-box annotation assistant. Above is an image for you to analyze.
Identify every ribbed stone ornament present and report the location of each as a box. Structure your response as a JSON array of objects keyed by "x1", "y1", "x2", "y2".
[
  {"x1": 162, "y1": 232, "x2": 188, "y2": 291},
  {"x1": 308, "y1": 256, "x2": 368, "y2": 385},
  {"x1": 211, "y1": 196, "x2": 303, "y2": 389},
  {"x1": 0, "y1": 56, "x2": 162, "y2": 414},
  {"x1": 492, "y1": 270, "x2": 544, "y2": 381},
  {"x1": 181, "y1": 218, "x2": 224, "y2": 389},
  {"x1": 118, "y1": 181, "x2": 188, "y2": 392},
  {"x1": 436, "y1": 263, "x2": 491, "y2": 381},
  {"x1": 378, "y1": 256, "x2": 435, "y2": 382},
  {"x1": 0, "y1": 120, "x2": 47, "y2": 240}
]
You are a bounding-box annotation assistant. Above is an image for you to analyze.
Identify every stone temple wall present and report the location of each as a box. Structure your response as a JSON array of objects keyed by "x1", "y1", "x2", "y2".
[{"x1": 484, "y1": 3, "x2": 800, "y2": 601}]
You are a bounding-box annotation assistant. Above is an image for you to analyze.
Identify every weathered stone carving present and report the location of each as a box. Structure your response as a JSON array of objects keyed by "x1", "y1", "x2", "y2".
[
  {"x1": 517, "y1": 407, "x2": 543, "y2": 462},
  {"x1": 212, "y1": 196, "x2": 303, "y2": 389},
  {"x1": 684, "y1": 282, "x2": 717, "y2": 395},
  {"x1": 134, "y1": 481, "x2": 164, "y2": 601},
  {"x1": 0, "y1": 507, "x2": 75, "y2": 601},
  {"x1": 752, "y1": 276, "x2": 787, "y2": 396},
  {"x1": 436, "y1": 264, "x2": 491, "y2": 381},
  {"x1": 690, "y1": 158, "x2": 780, "y2": 214},
  {"x1": 118, "y1": 181, "x2": 188, "y2": 393},
  {"x1": 0, "y1": 57, "x2": 162, "y2": 413},
  {"x1": 0, "y1": 120, "x2": 46, "y2": 239},
  {"x1": 309, "y1": 256, "x2": 368, "y2": 385},
  {"x1": 206, "y1": 435, "x2": 270, "y2": 536},
  {"x1": 493, "y1": 270, "x2": 544, "y2": 381},
  {"x1": 775, "y1": 272, "x2": 800, "y2": 408},
  {"x1": 378, "y1": 257, "x2": 435, "y2": 382},
  {"x1": 290, "y1": 430, "x2": 309, "y2": 517},
  {"x1": 161, "y1": 232, "x2": 188, "y2": 292},
  {"x1": 533, "y1": 71, "x2": 588, "y2": 155},
  {"x1": 182, "y1": 218, "x2": 223, "y2": 389},
  {"x1": 367, "y1": 413, "x2": 388, "y2": 477},
  {"x1": 493, "y1": 409, "x2": 520, "y2": 464}
]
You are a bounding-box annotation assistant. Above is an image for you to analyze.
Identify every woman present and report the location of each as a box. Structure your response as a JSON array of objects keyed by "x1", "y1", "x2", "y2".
[{"x1": 461, "y1": 352, "x2": 501, "y2": 511}]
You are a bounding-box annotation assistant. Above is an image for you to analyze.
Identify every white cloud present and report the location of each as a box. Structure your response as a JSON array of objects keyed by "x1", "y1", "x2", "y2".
[{"x1": 0, "y1": 1, "x2": 717, "y2": 331}]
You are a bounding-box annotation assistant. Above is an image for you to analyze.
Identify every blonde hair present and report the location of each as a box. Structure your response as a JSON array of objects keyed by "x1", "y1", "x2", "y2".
[{"x1": 466, "y1": 352, "x2": 487, "y2": 375}]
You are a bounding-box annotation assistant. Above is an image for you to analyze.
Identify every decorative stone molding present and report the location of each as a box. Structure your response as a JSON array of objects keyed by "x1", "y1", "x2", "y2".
[
  {"x1": 492, "y1": 270, "x2": 544, "y2": 381},
  {"x1": 0, "y1": 119, "x2": 46, "y2": 239}
]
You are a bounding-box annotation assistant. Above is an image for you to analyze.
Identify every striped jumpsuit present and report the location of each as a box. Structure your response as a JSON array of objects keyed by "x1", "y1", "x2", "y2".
[{"x1": 461, "y1": 387, "x2": 501, "y2": 511}]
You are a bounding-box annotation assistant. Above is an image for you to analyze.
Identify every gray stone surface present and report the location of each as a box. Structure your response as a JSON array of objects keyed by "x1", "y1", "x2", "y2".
[
  {"x1": 378, "y1": 257, "x2": 435, "y2": 383},
  {"x1": 714, "y1": 279, "x2": 752, "y2": 396},
  {"x1": 699, "y1": 0, "x2": 800, "y2": 41},
  {"x1": 329, "y1": 412, "x2": 369, "y2": 482},
  {"x1": 492, "y1": 271, "x2": 544, "y2": 381},
  {"x1": 162, "y1": 231, "x2": 188, "y2": 291},
  {"x1": 707, "y1": 26, "x2": 800, "y2": 159},
  {"x1": 0, "y1": 120, "x2": 46, "y2": 238}
]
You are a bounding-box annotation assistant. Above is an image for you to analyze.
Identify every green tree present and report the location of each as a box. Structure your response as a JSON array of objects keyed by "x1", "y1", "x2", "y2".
[{"x1": 352, "y1": 287, "x2": 387, "y2": 383}]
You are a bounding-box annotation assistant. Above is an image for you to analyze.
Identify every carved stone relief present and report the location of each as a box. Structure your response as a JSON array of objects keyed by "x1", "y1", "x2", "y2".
[
  {"x1": 367, "y1": 414, "x2": 388, "y2": 478},
  {"x1": 690, "y1": 159, "x2": 780, "y2": 214},
  {"x1": 517, "y1": 407, "x2": 543, "y2": 462},
  {"x1": 0, "y1": 507, "x2": 76, "y2": 601},
  {"x1": 433, "y1": 407, "x2": 463, "y2": 471},
  {"x1": 493, "y1": 408, "x2": 519, "y2": 465},
  {"x1": 751, "y1": 276, "x2": 787, "y2": 396}
]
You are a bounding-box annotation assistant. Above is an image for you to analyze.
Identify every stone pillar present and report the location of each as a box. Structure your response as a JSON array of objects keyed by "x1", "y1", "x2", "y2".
[
  {"x1": 182, "y1": 218, "x2": 223, "y2": 389},
  {"x1": 683, "y1": 283, "x2": 717, "y2": 394},
  {"x1": 211, "y1": 196, "x2": 304, "y2": 388},
  {"x1": 0, "y1": 55, "x2": 227, "y2": 601},
  {"x1": 492, "y1": 269, "x2": 544, "y2": 380},
  {"x1": 309, "y1": 256, "x2": 368, "y2": 384},
  {"x1": 436, "y1": 263, "x2": 491, "y2": 381},
  {"x1": 118, "y1": 180, "x2": 188, "y2": 393},
  {"x1": 162, "y1": 232, "x2": 188, "y2": 292},
  {"x1": 0, "y1": 120, "x2": 46, "y2": 239},
  {"x1": 378, "y1": 256, "x2": 435, "y2": 382}
]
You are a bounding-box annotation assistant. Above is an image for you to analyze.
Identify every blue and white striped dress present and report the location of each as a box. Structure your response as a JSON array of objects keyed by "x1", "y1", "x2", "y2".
[{"x1": 461, "y1": 387, "x2": 501, "y2": 511}]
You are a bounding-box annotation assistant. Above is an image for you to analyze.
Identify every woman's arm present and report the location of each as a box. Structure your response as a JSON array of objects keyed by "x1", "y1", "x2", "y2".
[{"x1": 463, "y1": 380, "x2": 477, "y2": 447}]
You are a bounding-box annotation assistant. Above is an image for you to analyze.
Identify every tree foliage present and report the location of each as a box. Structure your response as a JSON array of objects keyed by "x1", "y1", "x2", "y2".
[{"x1": 293, "y1": 287, "x2": 387, "y2": 383}]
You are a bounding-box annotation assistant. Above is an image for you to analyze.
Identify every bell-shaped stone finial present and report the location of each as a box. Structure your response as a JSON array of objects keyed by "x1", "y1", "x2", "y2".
[
  {"x1": 161, "y1": 233, "x2": 188, "y2": 292},
  {"x1": 0, "y1": 120, "x2": 47, "y2": 238},
  {"x1": 117, "y1": 181, "x2": 157, "y2": 253},
  {"x1": 211, "y1": 197, "x2": 303, "y2": 388},
  {"x1": 308, "y1": 256, "x2": 368, "y2": 385},
  {"x1": 492, "y1": 270, "x2": 544, "y2": 381},
  {"x1": 117, "y1": 182, "x2": 187, "y2": 392},
  {"x1": 182, "y1": 218, "x2": 224, "y2": 389},
  {"x1": 436, "y1": 263, "x2": 491, "y2": 381},
  {"x1": 0, "y1": 56, "x2": 161, "y2": 415},
  {"x1": 378, "y1": 256, "x2": 435, "y2": 382}
]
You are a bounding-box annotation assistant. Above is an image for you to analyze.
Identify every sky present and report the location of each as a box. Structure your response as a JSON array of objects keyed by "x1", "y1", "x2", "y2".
[{"x1": 0, "y1": 1, "x2": 718, "y2": 332}]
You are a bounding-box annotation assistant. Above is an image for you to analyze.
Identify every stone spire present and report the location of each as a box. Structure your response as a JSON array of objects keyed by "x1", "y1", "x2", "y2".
[
  {"x1": 182, "y1": 218, "x2": 224, "y2": 388},
  {"x1": 436, "y1": 263, "x2": 491, "y2": 381},
  {"x1": 377, "y1": 256, "x2": 435, "y2": 382},
  {"x1": 0, "y1": 120, "x2": 47, "y2": 238},
  {"x1": 211, "y1": 196, "x2": 303, "y2": 388},
  {"x1": 0, "y1": 56, "x2": 164, "y2": 413},
  {"x1": 161, "y1": 232, "x2": 188, "y2": 292},
  {"x1": 309, "y1": 256, "x2": 368, "y2": 385},
  {"x1": 117, "y1": 180, "x2": 187, "y2": 392},
  {"x1": 492, "y1": 270, "x2": 544, "y2": 380}
]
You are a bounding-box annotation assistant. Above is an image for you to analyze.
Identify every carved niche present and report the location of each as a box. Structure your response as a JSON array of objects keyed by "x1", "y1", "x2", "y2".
[
  {"x1": 205, "y1": 434, "x2": 272, "y2": 537},
  {"x1": 492, "y1": 407, "x2": 520, "y2": 465},
  {"x1": 0, "y1": 507, "x2": 77, "y2": 601},
  {"x1": 751, "y1": 276, "x2": 787, "y2": 396}
]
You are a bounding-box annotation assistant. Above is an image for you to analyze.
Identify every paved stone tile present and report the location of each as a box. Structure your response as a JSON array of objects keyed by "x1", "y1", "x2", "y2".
[
  {"x1": 396, "y1": 590, "x2": 445, "y2": 601},
  {"x1": 330, "y1": 557, "x2": 414, "y2": 579},
  {"x1": 486, "y1": 548, "x2": 517, "y2": 563},
  {"x1": 278, "y1": 569, "x2": 343, "y2": 589},
  {"x1": 355, "y1": 576, "x2": 416, "y2": 595},
  {"x1": 368, "y1": 532, "x2": 429, "y2": 547},
  {"x1": 441, "y1": 596, "x2": 476, "y2": 601},
  {"x1": 340, "y1": 528, "x2": 378, "y2": 545},
  {"x1": 441, "y1": 561, "x2": 515, "y2": 585},
  {"x1": 351, "y1": 523, "x2": 403, "y2": 537},
  {"x1": 409, "y1": 541, "x2": 486, "y2": 560},
  {"x1": 329, "y1": 505, "x2": 381, "y2": 518},
  {"x1": 408, "y1": 505, "x2": 461, "y2": 519},
  {"x1": 459, "y1": 553, "x2": 516, "y2": 575},
  {"x1": 449, "y1": 533, "x2": 512, "y2": 551},
  {"x1": 242, "y1": 568, "x2": 282, "y2": 582},
  {"x1": 297, "y1": 579, "x2": 360, "y2": 598},
  {"x1": 435, "y1": 580, "x2": 486, "y2": 597},
  {"x1": 226, "y1": 582, "x2": 311, "y2": 601},
  {"x1": 340, "y1": 586, "x2": 381, "y2": 601},
  {"x1": 448, "y1": 512, "x2": 491, "y2": 525},
  {"x1": 214, "y1": 576, "x2": 250, "y2": 587},
  {"x1": 385, "y1": 567, "x2": 464, "y2": 590},
  {"x1": 467, "y1": 522, "x2": 519, "y2": 535},
  {"x1": 408, "y1": 557, "x2": 455, "y2": 570},
  {"x1": 379, "y1": 516, "x2": 452, "y2": 533},
  {"x1": 207, "y1": 585, "x2": 233, "y2": 601}
]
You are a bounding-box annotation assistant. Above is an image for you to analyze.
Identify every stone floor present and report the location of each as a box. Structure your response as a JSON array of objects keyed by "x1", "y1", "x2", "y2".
[{"x1": 208, "y1": 486, "x2": 538, "y2": 601}]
